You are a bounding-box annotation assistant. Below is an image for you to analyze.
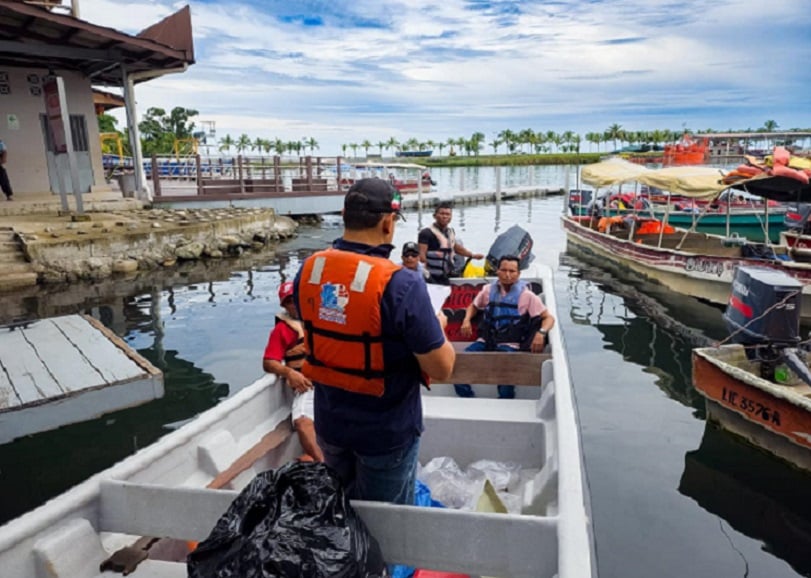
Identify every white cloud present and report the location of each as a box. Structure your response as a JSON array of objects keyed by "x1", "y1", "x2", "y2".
[{"x1": 89, "y1": 0, "x2": 811, "y2": 154}]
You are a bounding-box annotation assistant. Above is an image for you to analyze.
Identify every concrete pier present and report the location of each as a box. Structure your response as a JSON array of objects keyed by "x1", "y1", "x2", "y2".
[{"x1": 402, "y1": 186, "x2": 565, "y2": 209}]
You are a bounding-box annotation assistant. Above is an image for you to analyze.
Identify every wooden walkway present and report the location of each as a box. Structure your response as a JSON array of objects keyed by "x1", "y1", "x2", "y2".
[{"x1": 0, "y1": 314, "x2": 163, "y2": 443}]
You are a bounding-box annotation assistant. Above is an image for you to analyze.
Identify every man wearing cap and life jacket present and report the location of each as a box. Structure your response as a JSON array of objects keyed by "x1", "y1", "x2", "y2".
[
  {"x1": 454, "y1": 254, "x2": 555, "y2": 399},
  {"x1": 262, "y1": 281, "x2": 323, "y2": 462},
  {"x1": 401, "y1": 241, "x2": 426, "y2": 278},
  {"x1": 294, "y1": 178, "x2": 455, "y2": 506},
  {"x1": 418, "y1": 201, "x2": 483, "y2": 284}
]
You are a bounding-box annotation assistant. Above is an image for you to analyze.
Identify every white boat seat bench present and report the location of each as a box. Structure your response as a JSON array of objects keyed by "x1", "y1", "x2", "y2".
[{"x1": 95, "y1": 480, "x2": 559, "y2": 578}]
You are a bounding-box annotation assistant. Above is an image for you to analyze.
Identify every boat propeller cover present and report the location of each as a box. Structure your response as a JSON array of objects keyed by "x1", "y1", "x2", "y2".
[
  {"x1": 724, "y1": 265, "x2": 803, "y2": 349},
  {"x1": 485, "y1": 224, "x2": 535, "y2": 275}
]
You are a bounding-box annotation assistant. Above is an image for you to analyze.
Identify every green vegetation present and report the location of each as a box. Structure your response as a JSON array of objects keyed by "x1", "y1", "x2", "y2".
[
  {"x1": 100, "y1": 112, "x2": 809, "y2": 162},
  {"x1": 420, "y1": 153, "x2": 603, "y2": 167}
]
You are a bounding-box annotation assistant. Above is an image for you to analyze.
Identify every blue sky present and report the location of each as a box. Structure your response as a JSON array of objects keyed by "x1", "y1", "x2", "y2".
[{"x1": 85, "y1": 0, "x2": 811, "y2": 155}]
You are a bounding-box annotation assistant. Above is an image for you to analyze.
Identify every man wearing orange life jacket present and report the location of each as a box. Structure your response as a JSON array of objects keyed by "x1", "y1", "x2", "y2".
[
  {"x1": 294, "y1": 178, "x2": 455, "y2": 506},
  {"x1": 262, "y1": 281, "x2": 323, "y2": 462},
  {"x1": 418, "y1": 201, "x2": 483, "y2": 284}
]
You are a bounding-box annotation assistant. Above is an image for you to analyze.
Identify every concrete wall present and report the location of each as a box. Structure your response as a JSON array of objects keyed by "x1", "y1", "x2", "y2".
[{"x1": 0, "y1": 66, "x2": 109, "y2": 195}]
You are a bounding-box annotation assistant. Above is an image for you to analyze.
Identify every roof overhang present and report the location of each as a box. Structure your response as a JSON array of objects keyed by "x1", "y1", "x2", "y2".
[{"x1": 0, "y1": 1, "x2": 194, "y2": 86}]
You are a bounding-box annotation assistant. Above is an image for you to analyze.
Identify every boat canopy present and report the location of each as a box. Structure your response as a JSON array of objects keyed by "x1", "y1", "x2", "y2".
[
  {"x1": 731, "y1": 175, "x2": 811, "y2": 204},
  {"x1": 581, "y1": 158, "x2": 729, "y2": 198}
]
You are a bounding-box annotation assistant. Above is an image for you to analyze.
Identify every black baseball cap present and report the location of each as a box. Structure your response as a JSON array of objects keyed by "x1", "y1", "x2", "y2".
[
  {"x1": 402, "y1": 241, "x2": 419, "y2": 256},
  {"x1": 344, "y1": 178, "x2": 405, "y2": 221}
]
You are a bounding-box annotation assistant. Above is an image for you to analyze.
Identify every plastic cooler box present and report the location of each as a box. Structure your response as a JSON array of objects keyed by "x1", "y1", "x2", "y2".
[{"x1": 413, "y1": 571, "x2": 469, "y2": 578}]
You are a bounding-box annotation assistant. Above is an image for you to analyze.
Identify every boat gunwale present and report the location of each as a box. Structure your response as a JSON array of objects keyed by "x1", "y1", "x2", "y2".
[{"x1": 693, "y1": 346, "x2": 811, "y2": 413}]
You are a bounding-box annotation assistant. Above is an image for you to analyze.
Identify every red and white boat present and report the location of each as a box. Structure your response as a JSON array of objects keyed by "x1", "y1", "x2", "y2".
[{"x1": 338, "y1": 161, "x2": 435, "y2": 194}]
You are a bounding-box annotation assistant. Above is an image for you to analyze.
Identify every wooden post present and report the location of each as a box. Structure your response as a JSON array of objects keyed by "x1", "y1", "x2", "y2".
[
  {"x1": 261, "y1": 156, "x2": 266, "y2": 180},
  {"x1": 274, "y1": 156, "x2": 281, "y2": 192},
  {"x1": 195, "y1": 154, "x2": 202, "y2": 196},
  {"x1": 306, "y1": 156, "x2": 313, "y2": 188},
  {"x1": 151, "y1": 154, "x2": 161, "y2": 197},
  {"x1": 337, "y1": 156, "x2": 342, "y2": 192},
  {"x1": 238, "y1": 155, "x2": 245, "y2": 194}
]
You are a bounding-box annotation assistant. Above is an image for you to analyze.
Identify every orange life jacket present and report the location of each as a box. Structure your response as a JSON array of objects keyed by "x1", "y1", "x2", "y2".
[
  {"x1": 298, "y1": 249, "x2": 400, "y2": 397},
  {"x1": 276, "y1": 312, "x2": 306, "y2": 370}
]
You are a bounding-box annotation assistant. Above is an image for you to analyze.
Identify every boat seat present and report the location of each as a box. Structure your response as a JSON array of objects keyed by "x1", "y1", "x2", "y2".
[{"x1": 109, "y1": 560, "x2": 186, "y2": 578}]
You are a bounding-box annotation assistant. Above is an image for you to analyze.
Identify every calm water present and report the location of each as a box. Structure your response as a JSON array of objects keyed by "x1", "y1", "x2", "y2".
[{"x1": 1, "y1": 168, "x2": 811, "y2": 578}]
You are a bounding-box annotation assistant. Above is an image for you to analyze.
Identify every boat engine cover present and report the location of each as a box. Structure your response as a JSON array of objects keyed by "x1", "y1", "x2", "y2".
[
  {"x1": 485, "y1": 224, "x2": 534, "y2": 275},
  {"x1": 723, "y1": 266, "x2": 803, "y2": 348}
]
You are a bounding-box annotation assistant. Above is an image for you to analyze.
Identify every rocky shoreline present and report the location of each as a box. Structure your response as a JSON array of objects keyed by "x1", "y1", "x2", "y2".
[{"x1": 7, "y1": 207, "x2": 300, "y2": 287}]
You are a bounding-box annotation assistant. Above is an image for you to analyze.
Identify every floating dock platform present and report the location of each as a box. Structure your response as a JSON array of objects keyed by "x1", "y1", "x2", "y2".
[{"x1": 0, "y1": 315, "x2": 163, "y2": 443}]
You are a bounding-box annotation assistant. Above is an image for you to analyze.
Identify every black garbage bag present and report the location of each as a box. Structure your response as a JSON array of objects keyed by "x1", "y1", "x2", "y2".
[
  {"x1": 484, "y1": 224, "x2": 535, "y2": 275},
  {"x1": 187, "y1": 461, "x2": 386, "y2": 578}
]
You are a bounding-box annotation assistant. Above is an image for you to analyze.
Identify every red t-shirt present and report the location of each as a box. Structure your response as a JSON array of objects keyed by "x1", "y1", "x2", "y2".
[{"x1": 263, "y1": 322, "x2": 299, "y2": 362}]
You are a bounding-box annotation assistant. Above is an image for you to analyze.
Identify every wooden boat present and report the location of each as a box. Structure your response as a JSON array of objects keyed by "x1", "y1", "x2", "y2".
[
  {"x1": 338, "y1": 161, "x2": 435, "y2": 194},
  {"x1": 568, "y1": 164, "x2": 787, "y2": 243},
  {"x1": 693, "y1": 345, "x2": 811, "y2": 473},
  {"x1": 565, "y1": 160, "x2": 811, "y2": 318},
  {"x1": 692, "y1": 265, "x2": 811, "y2": 473},
  {"x1": 0, "y1": 264, "x2": 595, "y2": 578}
]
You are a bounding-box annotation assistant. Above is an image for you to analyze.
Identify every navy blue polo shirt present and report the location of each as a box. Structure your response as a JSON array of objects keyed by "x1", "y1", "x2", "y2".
[{"x1": 294, "y1": 238, "x2": 446, "y2": 455}]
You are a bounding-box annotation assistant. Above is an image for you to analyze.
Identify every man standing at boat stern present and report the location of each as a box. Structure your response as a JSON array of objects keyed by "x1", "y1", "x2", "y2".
[
  {"x1": 294, "y1": 178, "x2": 455, "y2": 506},
  {"x1": 418, "y1": 201, "x2": 483, "y2": 284}
]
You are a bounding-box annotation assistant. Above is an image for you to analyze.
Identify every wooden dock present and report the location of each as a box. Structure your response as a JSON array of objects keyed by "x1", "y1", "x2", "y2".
[{"x1": 0, "y1": 315, "x2": 163, "y2": 443}]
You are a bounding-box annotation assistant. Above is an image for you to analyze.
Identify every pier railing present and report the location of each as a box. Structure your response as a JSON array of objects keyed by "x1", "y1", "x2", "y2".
[{"x1": 149, "y1": 155, "x2": 346, "y2": 198}]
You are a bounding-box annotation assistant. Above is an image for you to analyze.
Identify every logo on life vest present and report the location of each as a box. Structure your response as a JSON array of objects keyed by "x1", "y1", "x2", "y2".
[{"x1": 319, "y1": 283, "x2": 349, "y2": 324}]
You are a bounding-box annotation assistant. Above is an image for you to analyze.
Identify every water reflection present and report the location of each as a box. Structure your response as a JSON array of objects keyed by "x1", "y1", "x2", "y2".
[
  {"x1": 562, "y1": 254, "x2": 711, "y2": 414},
  {"x1": 0, "y1": 348, "x2": 227, "y2": 524},
  {"x1": 680, "y1": 422, "x2": 811, "y2": 577}
]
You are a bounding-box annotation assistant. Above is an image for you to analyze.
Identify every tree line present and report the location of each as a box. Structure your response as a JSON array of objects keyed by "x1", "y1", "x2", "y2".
[{"x1": 99, "y1": 109, "x2": 804, "y2": 159}]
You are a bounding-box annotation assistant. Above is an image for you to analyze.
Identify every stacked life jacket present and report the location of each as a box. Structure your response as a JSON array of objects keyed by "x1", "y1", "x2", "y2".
[
  {"x1": 275, "y1": 312, "x2": 306, "y2": 371},
  {"x1": 478, "y1": 280, "x2": 539, "y2": 350},
  {"x1": 425, "y1": 225, "x2": 456, "y2": 281},
  {"x1": 298, "y1": 249, "x2": 401, "y2": 397}
]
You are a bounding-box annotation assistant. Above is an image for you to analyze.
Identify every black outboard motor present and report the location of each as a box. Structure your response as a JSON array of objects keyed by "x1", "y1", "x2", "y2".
[
  {"x1": 485, "y1": 224, "x2": 535, "y2": 275},
  {"x1": 724, "y1": 266, "x2": 811, "y2": 385}
]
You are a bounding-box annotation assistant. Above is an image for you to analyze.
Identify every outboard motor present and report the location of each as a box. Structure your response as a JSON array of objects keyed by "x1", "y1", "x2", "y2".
[
  {"x1": 724, "y1": 266, "x2": 811, "y2": 385},
  {"x1": 484, "y1": 224, "x2": 535, "y2": 275}
]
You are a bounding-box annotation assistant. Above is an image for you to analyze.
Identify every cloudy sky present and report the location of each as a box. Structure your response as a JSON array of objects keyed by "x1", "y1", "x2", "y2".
[{"x1": 84, "y1": 0, "x2": 811, "y2": 155}]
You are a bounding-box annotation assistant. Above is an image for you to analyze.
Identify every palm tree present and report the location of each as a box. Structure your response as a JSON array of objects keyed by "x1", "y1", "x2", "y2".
[
  {"x1": 446, "y1": 136, "x2": 457, "y2": 156},
  {"x1": 761, "y1": 120, "x2": 779, "y2": 149},
  {"x1": 386, "y1": 137, "x2": 399, "y2": 156},
  {"x1": 545, "y1": 131, "x2": 558, "y2": 153},
  {"x1": 469, "y1": 132, "x2": 485, "y2": 157},
  {"x1": 361, "y1": 139, "x2": 372, "y2": 157},
  {"x1": 252, "y1": 137, "x2": 264, "y2": 158},
  {"x1": 349, "y1": 143, "x2": 359, "y2": 157},
  {"x1": 218, "y1": 134, "x2": 234, "y2": 154},
  {"x1": 273, "y1": 138, "x2": 287, "y2": 156},
  {"x1": 489, "y1": 138, "x2": 501, "y2": 154},
  {"x1": 341, "y1": 143, "x2": 348, "y2": 157},
  {"x1": 437, "y1": 142, "x2": 446, "y2": 156},
  {"x1": 605, "y1": 124, "x2": 624, "y2": 152},
  {"x1": 304, "y1": 137, "x2": 319, "y2": 155},
  {"x1": 498, "y1": 129, "x2": 515, "y2": 154},
  {"x1": 287, "y1": 140, "x2": 302, "y2": 156},
  {"x1": 236, "y1": 133, "x2": 251, "y2": 155},
  {"x1": 377, "y1": 141, "x2": 386, "y2": 156}
]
